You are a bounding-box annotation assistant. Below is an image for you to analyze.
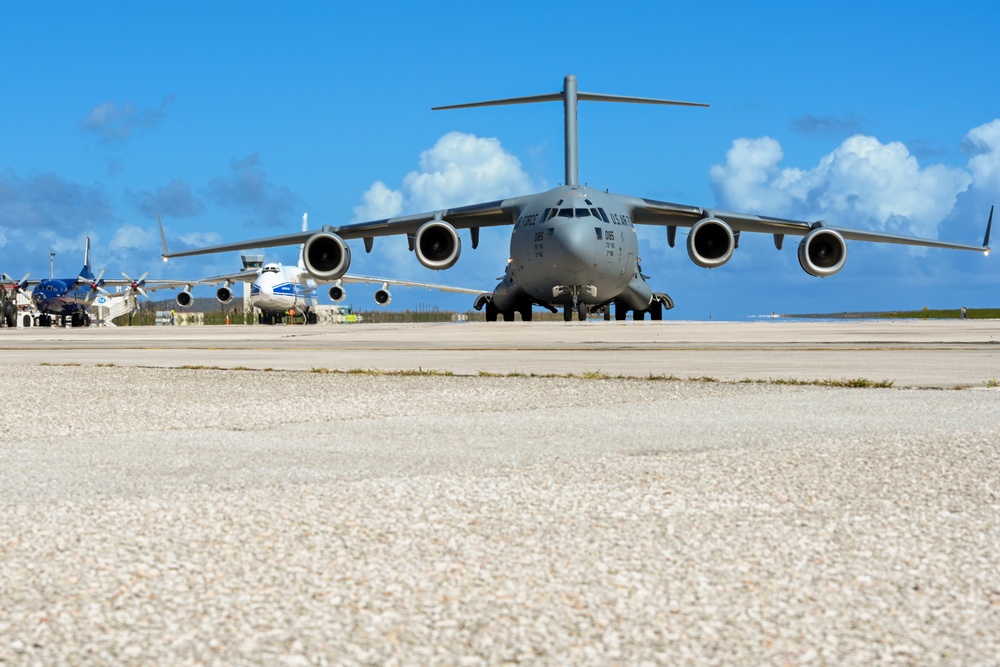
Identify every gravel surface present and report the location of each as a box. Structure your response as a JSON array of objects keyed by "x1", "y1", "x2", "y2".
[{"x1": 2, "y1": 365, "x2": 999, "y2": 665}]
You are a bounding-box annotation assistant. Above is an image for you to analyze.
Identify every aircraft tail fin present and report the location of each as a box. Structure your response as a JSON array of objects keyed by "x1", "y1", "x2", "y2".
[
  {"x1": 297, "y1": 213, "x2": 308, "y2": 271},
  {"x1": 434, "y1": 74, "x2": 708, "y2": 188},
  {"x1": 79, "y1": 236, "x2": 94, "y2": 280}
]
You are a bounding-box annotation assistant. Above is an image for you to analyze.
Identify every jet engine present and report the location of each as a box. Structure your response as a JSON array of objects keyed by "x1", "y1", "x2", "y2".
[
  {"x1": 216, "y1": 286, "x2": 234, "y2": 304},
  {"x1": 798, "y1": 227, "x2": 847, "y2": 277},
  {"x1": 328, "y1": 284, "x2": 346, "y2": 302},
  {"x1": 175, "y1": 290, "x2": 193, "y2": 308},
  {"x1": 415, "y1": 220, "x2": 460, "y2": 270},
  {"x1": 687, "y1": 217, "x2": 735, "y2": 269},
  {"x1": 374, "y1": 283, "x2": 392, "y2": 306},
  {"x1": 303, "y1": 232, "x2": 351, "y2": 280}
]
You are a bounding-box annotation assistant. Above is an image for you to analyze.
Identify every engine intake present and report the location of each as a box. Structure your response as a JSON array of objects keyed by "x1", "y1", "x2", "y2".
[
  {"x1": 799, "y1": 228, "x2": 847, "y2": 277},
  {"x1": 216, "y1": 286, "x2": 233, "y2": 304},
  {"x1": 687, "y1": 217, "x2": 735, "y2": 268},
  {"x1": 374, "y1": 283, "x2": 392, "y2": 306},
  {"x1": 303, "y1": 232, "x2": 351, "y2": 280},
  {"x1": 328, "y1": 284, "x2": 346, "y2": 302},
  {"x1": 415, "y1": 220, "x2": 460, "y2": 270},
  {"x1": 175, "y1": 290, "x2": 193, "y2": 308}
]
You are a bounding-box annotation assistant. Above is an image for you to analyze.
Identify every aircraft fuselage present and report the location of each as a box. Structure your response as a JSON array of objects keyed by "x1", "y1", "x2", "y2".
[
  {"x1": 509, "y1": 186, "x2": 639, "y2": 307},
  {"x1": 31, "y1": 279, "x2": 94, "y2": 316},
  {"x1": 250, "y1": 263, "x2": 319, "y2": 315}
]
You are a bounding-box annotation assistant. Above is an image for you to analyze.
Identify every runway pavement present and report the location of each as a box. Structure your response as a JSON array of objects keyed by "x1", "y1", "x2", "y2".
[
  {"x1": 1, "y1": 320, "x2": 998, "y2": 664},
  {"x1": 1, "y1": 318, "x2": 998, "y2": 387}
]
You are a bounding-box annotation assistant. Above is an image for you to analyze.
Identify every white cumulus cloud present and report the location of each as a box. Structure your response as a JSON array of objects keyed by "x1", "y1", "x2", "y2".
[
  {"x1": 710, "y1": 133, "x2": 974, "y2": 239},
  {"x1": 349, "y1": 132, "x2": 538, "y2": 285},
  {"x1": 352, "y1": 132, "x2": 536, "y2": 222},
  {"x1": 965, "y1": 119, "x2": 1000, "y2": 193},
  {"x1": 351, "y1": 180, "x2": 403, "y2": 222}
]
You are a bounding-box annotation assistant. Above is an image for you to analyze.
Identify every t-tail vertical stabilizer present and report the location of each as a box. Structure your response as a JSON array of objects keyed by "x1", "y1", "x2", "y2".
[
  {"x1": 432, "y1": 74, "x2": 709, "y2": 187},
  {"x1": 79, "y1": 236, "x2": 95, "y2": 281}
]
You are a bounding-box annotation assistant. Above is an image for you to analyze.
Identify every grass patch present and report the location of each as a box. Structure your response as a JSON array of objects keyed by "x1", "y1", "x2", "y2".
[
  {"x1": 737, "y1": 377, "x2": 894, "y2": 388},
  {"x1": 880, "y1": 307, "x2": 1000, "y2": 319}
]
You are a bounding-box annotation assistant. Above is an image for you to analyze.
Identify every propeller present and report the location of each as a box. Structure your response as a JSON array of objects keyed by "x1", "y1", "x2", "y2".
[
  {"x1": 79, "y1": 268, "x2": 109, "y2": 301},
  {"x1": 2, "y1": 272, "x2": 31, "y2": 298},
  {"x1": 121, "y1": 271, "x2": 150, "y2": 300}
]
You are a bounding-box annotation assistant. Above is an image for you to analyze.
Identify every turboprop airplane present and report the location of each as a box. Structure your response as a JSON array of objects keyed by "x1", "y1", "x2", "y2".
[
  {"x1": 163, "y1": 214, "x2": 482, "y2": 324},
  {"x1": 160, "y1": 75, "x2": 993, "y2": 322},
  {"x1": 2, "y1": 237, "x2": 215, "y2": 327}
]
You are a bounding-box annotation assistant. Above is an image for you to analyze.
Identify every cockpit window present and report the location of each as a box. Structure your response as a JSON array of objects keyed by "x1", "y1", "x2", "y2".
[
  {"x1": 596, "y1": 208, "x2": 610, "y2": 223},
  {"x1": 557, "y1": 208, "x2": 574, "y2": 218},
  {"x1": 575, "y1": 208, "x2": 591, "y2": 218},
  {"x1": 262, "y1": 265, "x2": 280, "y2": 273}
]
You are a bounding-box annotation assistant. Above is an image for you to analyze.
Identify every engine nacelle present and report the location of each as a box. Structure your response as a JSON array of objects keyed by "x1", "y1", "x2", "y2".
[
  {"x1": 798, "y1": 227, "x2": 847, "y2": 277},
  {"x1": 328, "y1": 284, "x2": 346, "y2": 302},
  {"x1": 216, "y1": 286, "x2": 234, "y2": 304},
  {"x1": 687, "y1": 217, "x2": 735, "y2": 268},
  {"x1": 303, "y1": 232, "x2": 351, "y2": 280},
  {"x1": 374, "y1": 284, "x2": 392, "y2": 306},
  {"x1": 415, "y1": 220, "x2": 460, "y2": 270},
  {"x1": 175, "y1": 290, "x2": 193, "y2": 308}
]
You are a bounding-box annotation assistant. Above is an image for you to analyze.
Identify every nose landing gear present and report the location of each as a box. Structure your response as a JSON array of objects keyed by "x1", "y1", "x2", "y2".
[{"x1": 553, "y1": 285, "x2": 596, "y2": 322}]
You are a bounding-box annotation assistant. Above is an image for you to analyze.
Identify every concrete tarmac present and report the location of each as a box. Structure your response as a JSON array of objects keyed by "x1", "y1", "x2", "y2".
[
  {"x1": 0, "y1": 318, "x2": 998, "y2": 387},
  {"x1": 1, "y1": 320, "x2": 998, "y2": 665}
]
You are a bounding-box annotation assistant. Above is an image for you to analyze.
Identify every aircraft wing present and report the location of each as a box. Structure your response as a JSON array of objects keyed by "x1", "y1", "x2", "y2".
[
  {"x1": 160, "y1": 196, "x2": 534, "y2": 260},
  {"x1": 170, "y1": 270, "x2": 261, "y2": 286},
  {"x1": 631, "y1": 198, "x2": 992, "y2": 253},
  {"x1": 337, "y1": 274, "x2": 483, "y2": 294}
]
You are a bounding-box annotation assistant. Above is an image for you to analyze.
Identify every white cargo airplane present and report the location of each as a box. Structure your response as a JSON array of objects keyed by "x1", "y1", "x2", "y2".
[
  {"x1": 161, "y1": 75, "x2": 993, "y2": 321},
  {"x1": 163, "y1": 214, "x2": 482, "y2": 324}
]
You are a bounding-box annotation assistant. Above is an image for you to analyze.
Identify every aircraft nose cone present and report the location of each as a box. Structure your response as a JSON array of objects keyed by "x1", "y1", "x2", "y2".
[{"x1": 550, "y1": 222, "x2": 593, "y2": 274}]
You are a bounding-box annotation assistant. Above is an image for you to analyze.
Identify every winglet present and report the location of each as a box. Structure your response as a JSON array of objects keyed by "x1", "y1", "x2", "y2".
[
  {"x1": 158, "y1": 214, "x2": 170, "y2": 262},
  {"x1": 984, "y1": 205, "x2": 993, "y2": 254}
]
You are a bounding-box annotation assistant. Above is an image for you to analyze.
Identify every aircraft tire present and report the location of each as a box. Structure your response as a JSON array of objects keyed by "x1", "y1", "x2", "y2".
[
  {"x1": 22, "y1": 314, "x2": 31, "y2": 328},
  {"x1": 615, "y1": 302, "x2": 627, "y2": 321},
  {"x1": 502, "y1": 310, "x2": 515, "y2": 322},
  {"x1": 563, "y1": 305, "x2": 572, "y2": 322},
  {"x1": 650, "y1": 301, "x2": 663, "y2": 321},
  {"x1": 485, "y1": 301, "x2": 499, "y2": 322},
  {"x1": 577, "y1": 302, "x2": 587, "y2": 321},
  {"x1": 634, "y1": 309, "x2": 646, "y2": 321},
  {"x1": 519, "y1": 306, "x2": 532, "y2": 322}
]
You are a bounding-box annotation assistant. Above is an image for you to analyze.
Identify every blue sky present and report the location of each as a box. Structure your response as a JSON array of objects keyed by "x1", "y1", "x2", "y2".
[{"x1": 2, "y1": 1, "x2": 998, "y2": 319}]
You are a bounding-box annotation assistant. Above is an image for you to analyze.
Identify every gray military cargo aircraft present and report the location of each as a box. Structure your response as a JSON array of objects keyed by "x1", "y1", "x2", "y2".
[{"x1": 162, "y1": 75, "x2": 993, "y2": 321}]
